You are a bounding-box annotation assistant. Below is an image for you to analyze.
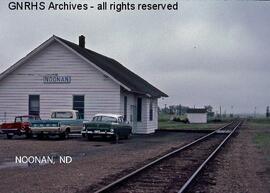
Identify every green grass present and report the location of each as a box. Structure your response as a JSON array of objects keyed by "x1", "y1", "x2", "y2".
[
  {"x1": 248, "y1": 118, "x2": 270, "y2": 129},
  {"x1": 253, "y1": 133, "x2": 270, "y2": 161},
  {"x1": 158, "y1": 113, "x2": 171, "y2": 122},
  {"x1": 248, "y1": 118, "x2": 270, "y2": 124},
  {"x1": 158, "y1": 121, "x2": 226, "y2": 130},
  {"x1": 248, "y1": 119, "x2": 270, "y2": 161}
]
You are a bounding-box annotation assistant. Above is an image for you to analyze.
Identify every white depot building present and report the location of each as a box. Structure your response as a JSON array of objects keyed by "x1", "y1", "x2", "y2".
[
  {"x1": 0, "y1": 35, "x2": 168, "y2": 134},
  {"x1": 186, "y1": 108, "x2": 207, "y2": 123}
]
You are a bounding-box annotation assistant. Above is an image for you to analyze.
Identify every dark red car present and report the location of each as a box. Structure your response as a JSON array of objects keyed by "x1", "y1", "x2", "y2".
[{"x1": 0, "y1": 115, "x2": 40, "y2": 139}]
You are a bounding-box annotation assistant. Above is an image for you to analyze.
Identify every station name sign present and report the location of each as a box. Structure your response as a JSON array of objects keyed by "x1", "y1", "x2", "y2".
[{"x1": 43, "y1": 74, "x2": 71, "y2": 84}]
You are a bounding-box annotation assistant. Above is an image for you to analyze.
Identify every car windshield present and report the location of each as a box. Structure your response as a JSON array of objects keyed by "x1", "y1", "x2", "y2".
[
  {"x1": 102, "y1": 116, "x2": 117, "y2": 123},
  {"x1": 15, "y1": 117, "x2": 22, "y2": 122},
  {"x1": 15, "y1": 116, "x2": 39, "y2": 122},
  {"x1": 51, "y1": 112, "x2": 73, "y2": 119},
  {"x1": 22, "y1": 117, "x2": 30, "y2": 122},
  {"x1": 92, "y1": 116, "x2": 117, "y2": 123},
  {"x1": 92, "y1": 116, "x2": 101, "y2": 121}
]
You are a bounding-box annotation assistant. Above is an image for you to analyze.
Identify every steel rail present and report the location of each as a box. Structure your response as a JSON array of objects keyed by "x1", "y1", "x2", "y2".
[
  {"x1": 94, "y1": 121, "x2": 235, "y2": 193},
  {"x1": 177, "y1": 121, "x2": 242, "y2": 193}
]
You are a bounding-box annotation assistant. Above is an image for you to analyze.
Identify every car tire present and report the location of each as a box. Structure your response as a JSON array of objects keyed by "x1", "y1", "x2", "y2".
[
  {"x1": 114, "y1": 133, "x2": 119, "y2": 143},
  {"x1": 26, "y1": 132, "x2": 32, "y2": 139},
  {"x1": 87, "y1": 134, "x2": 93, "y2": 140},
  {"x1": 60, "y1": 130, "x2": 69, "y2": 139},
  {"x1": 7, "y1": 134, "x2": 13, "y2": 139},
  {"x1": 124, "y1": 133, "x2": 131, "y2": 139},
  {"x1": 37, "y1": 133, "x2": 43, "y2": 139}
]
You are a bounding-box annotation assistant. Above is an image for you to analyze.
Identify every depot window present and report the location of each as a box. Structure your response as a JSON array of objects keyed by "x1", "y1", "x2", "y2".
[
  {"x1": 29, "y1": 95, "x2": 40, "y2": 116},
  {"x1": 73, "y1": 95, "x2": 84, "y2": 119},
  {"x1": 124, "y1": 96, "x2": 127, "y2": 121}
]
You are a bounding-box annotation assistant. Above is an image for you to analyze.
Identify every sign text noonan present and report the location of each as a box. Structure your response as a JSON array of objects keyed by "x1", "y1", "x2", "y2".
[{"x1": 43, "y1": 74, "x2": 71, "y2": 84}]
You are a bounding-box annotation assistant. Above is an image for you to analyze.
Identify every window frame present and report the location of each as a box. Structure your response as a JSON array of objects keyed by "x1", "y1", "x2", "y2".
[
  {"x1": 29, "y1": 95, "x2": 40, "y2": 116},
  {"x1": 73, "y1": 95, "x2": 85, "y2": 119},
  {"x1": 124, "y1": 96, "x2": 127, "y2": 121}
]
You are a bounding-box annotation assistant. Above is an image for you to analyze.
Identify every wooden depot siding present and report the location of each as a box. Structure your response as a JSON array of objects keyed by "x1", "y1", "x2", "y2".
[
  {"x1": 145, "y1": 98, "x2": 158, "y2": 133},
  {"x1": 120, "y1": 92, "x2": 135, "y2": 123},
  {"x1": 0, "y1": 41, "x2": 121, "y2": 122},
  {"x1": 120, "y1": 91, "x2": 158, "y2": 134}
]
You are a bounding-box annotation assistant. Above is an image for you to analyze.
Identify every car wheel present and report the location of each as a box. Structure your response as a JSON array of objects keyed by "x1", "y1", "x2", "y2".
[
  {"x1": 25, "y1": 132, "x2": 32, "y2": 139},
  {"x1": 60, "y1": 130, "x2": 69, "y2": 139},
  {"x1": 124, "y1": 133, "x2": 131, "y2": 139},
  {"x1": 37, "y1": 134, "x2": 43, "y2": 139},
  {"x1": 7, "y1": 134, "x2": 13, "y2": 139},
  {"x1": 87, "y1": 134, "x2": 93, "y2": 140},
  {"x1": 114, "y1": 133, "x2": 119, "y2": 143}
]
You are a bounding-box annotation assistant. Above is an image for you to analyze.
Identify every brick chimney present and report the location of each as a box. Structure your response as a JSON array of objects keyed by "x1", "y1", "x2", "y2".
[{"x1": 79, "y1": 35, "x2": 85, "y2": 48}]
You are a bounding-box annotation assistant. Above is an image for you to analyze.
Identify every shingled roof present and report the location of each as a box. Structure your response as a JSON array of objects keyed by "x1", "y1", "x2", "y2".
[
  {"x1": 55, "y1": 36, "x2": 168, "y2": 98},
  {"x1": 0, "y1": 35, "x2": 168, "y2": 98}
]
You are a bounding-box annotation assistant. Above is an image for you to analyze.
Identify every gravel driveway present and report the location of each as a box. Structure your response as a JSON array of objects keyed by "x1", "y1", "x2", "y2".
[{"x1": 0, "y1": 131, "x2": 204, "y2": 193}]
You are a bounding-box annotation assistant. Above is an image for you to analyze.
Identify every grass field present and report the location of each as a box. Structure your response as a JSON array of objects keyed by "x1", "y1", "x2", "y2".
[
  {"x1": 248, "y1": 118, "x2": 270, "y2": 129},
  {"x1": 249, "y1": 118, "x2": 270, "y2": 161},
  {"x1": 158, "y1": 121, "x2": 227, "y2": 130}
]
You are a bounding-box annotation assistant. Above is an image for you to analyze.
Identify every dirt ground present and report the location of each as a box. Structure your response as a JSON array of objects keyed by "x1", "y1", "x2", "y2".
[
  {"x1": 0, "y1": 131, "x2": 204, "y2": 193},
  {"x1": 188, "y1": 120, "x2": 270, "y2": 193},
  {"x1": 1, "y1": 121, "x2": 268, "y2": 193}
]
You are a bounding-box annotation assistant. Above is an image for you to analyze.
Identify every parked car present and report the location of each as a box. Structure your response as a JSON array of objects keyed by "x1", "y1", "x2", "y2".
[
  {"x1": 82, "y1": 114, "x2": 132, "y2": 141},
  {"x1": 0, "y1": 115, "x2": 40, "y2": 139},
  {"x1": 31, "y1": 110, "x2": 85, "y2": 139}
]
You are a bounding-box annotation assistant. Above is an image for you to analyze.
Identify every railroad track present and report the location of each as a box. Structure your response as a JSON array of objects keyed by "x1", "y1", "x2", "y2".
[{"x1": 93, "y1": 120, "x2": 242, "y2": 193}]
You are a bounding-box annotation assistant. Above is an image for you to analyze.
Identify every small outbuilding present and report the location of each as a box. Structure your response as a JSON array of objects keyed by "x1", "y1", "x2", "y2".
[
  {"x1": 0, "y1": 35, "x2": 168, "y2": 134},
  {"x1": 186, "y1": 108, "x2": 207, "y2": 123}
]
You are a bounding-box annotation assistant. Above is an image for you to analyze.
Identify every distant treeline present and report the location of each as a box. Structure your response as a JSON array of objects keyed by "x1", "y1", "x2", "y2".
[{"x1": 159, "y1": 105, "x2": 214, "y2": 117}]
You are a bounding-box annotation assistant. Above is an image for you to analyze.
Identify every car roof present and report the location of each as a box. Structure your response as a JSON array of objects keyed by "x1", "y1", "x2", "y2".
[
  {"x1": 94, "y1": 114, "x2": 123, "y2": 119},
  {"x1": 51, "y1": 110, "x2": 78, "y2": 113}
]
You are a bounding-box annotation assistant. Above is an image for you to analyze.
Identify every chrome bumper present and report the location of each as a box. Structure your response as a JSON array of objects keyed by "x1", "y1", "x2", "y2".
[
  {"x1": 31, "y1": 127, "x2": 62, "y2": 134},
  {"x1": 81, "y1": 130, "x2": 114, "y2": 135}
]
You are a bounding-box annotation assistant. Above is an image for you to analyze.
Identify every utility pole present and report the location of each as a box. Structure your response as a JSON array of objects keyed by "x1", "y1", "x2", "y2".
[
  {"x1": 219, "y1": 106, "x2": 222, "y2": 119},
  {"x1": 254, "y1": 106, "x2": 257, "y2": 118}
]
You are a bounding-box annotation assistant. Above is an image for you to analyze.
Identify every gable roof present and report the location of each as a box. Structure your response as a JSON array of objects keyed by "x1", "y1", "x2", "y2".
[
  {"x1": 0, "y1": 35, "x2": 168, "y2": 98},
  {"x1": 187, "y1": 108, "x2": 207, "y2": 114},
  {"x1": 55, "y1": 36, "x2": 168, "y2": 98}
]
